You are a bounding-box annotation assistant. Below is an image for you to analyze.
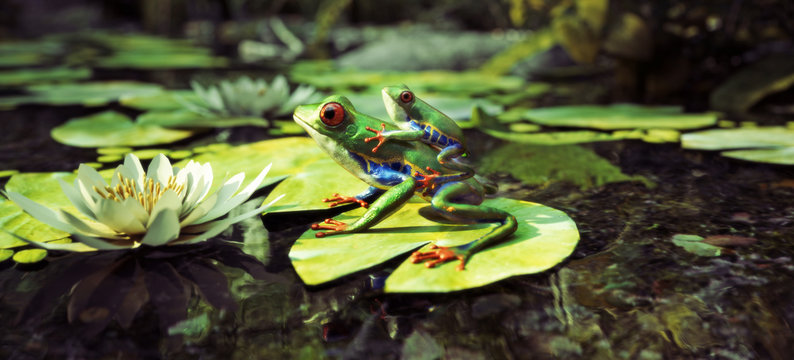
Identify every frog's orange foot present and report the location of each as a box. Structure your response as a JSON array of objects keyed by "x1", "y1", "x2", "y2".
[
  {"x1": 414, "y1": 167, "x2": 441, "y2": 196},
  {"x1": 410, "y1": 244, "x2": 466, "y2": 271},
  {"x1": 311, "y1": 219, "x2": 348, "y2": 237},
  {"x1": 322, "y1": 193, "x2": 369, "y2": 208},
  {"x1": 364, "y1": 123, "x2": 387, "y2": 153}
]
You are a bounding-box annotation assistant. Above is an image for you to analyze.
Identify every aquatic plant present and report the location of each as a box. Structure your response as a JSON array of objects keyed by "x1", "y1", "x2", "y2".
[
  {"x1": 5, "y1": 153, "x2": 281, "y2": 250},
  {"x1": 184, "y1": 75, "x2": 320, "y2": 119}
]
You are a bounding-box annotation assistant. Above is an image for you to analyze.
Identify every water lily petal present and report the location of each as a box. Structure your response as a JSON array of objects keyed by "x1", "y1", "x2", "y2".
[
  {"x1": 119, "y1": 153, "x2": 146, "y2": 190},
  {"x1": 197, "y1": 172, "x2": 244, "y2": 220},
  {"x1": 179, "y1": 192, "x2": 218, "y2": 226},
  {"x1": 72, "y1": 233, "x2": 134, "y2": 250},
  {"x1": 147, "y1": 154, "x2": 174, "y2": 185},
  {"x1": 196, "y1": 164, "x2": 271, "y2": 223},
  {"x1": 140, "y1": 207, "x2": 180, "y2": 246},
  {"x1": 59, "y1": 209, "x2": 127, "y2": 239},
  {"x1": 76, "y1": 164, "x2": 110, "y2": 202},
  {"x1": 146, "y1": 190, "x2": 181, "y2": 228},
  {"x1": 74, "y1": 179, "x2": 101, "y2": 221},
  {"x1": 181, "y1": 162, "x2": 213, "y2": 213},
  {"x1": 4, "y1": 191, "x2": 76, "y2": 233},
  {"x1": 58, "y1": 179, "x2": 96, "y2": 219},
  {"x1": 93, "y1": 199, "x2": 146, "y2": 235},
  {"x1": 182, "y1": 194, "x2": 283, "y2": 244},
  {"x1": 123, "y1": 196, "x2": 150, "y2": 227}
]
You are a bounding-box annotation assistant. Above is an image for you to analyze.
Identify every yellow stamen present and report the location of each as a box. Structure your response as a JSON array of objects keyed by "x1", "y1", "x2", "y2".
[{"x1": 93, "y1": 171, "x2": 186, "y2": 213}]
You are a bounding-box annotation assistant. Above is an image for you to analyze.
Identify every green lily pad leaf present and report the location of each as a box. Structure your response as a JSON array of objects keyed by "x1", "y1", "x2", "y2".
[
  {"x1": 0, "y1": 172, "x2": 76, "y2": 248},
  {"x1": 137, "y1": 110, "x2": 268, "y2": 128},
  {"x1": 0, "y1": 249, "x2": 13, "y2": 262},
  {"x1": 385, "y1": 199, "x2": 578, "y2": 292},
  {"x1": 271, "y1": 120, "x2": 307, "y2": 136},
  {"x1": 0, "y1": 81, "x2": 163, "y2": 109},
  {"x1": 0, "y1": 52, "x2": 45, "y2": 67},
  {"x1": 51, "y1": 110, "x2": 196, "y2": 147},
  {"x1": 178, "y1": 137, "x2": 317, "y2": 195},
  {"x1": 290, "y1": 198, "x2": 578, "y2": 291},
  {"x1": 120, "y1": 90, "x2": 200, "y2": 111},
  {"x1": 97, "y1": 52, "x2": 227, "y2": 69},
  {"x1": 483, "y1": 128, "x2": 625, "y2": 145},
  {"x1": 642, "y1": 129, "x2": 681, "y2": 143},
  {"x1": 345, "y1": 93, "x2": 502, "y2": 124},
  {"x1": 477, "y1": 143, "x2": 651, "y2": 189},
  {"x1": 12, "y1": 248, "x2": 47, "y2": 263},
  {"x1": 290, "y1": 63, "x2": 524, "y2": 96},
  {"x1": 720, "y1": 147, "x2": 794, "y2": 165},
  {"x1": 0, "y1": 67, "x2": 91, "y2": 87},
  {"x1": 710, "y1": 55, "x2": 794, "y2": 113},
  {"x1": 521, "y1": 104, "x2": 717, "y2": 130},
  {"x1": 0, "y1": 170, "x2": 19, "y2": 178},
  {"x1": 681, "y1": 127, "x2": 794, "y2": 150},
  {"x1": 671, "y1": 234, "x2": 723, "y2": 257}
]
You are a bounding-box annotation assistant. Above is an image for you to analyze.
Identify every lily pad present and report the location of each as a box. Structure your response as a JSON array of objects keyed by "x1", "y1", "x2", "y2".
[
  {"x1": 12, "y1": 248, "x2": 48, "y2": 263},
  {"x1": 0, "y1": 249, "x2": 12, "y2": 262},
  {"x1": 51, "y1": 110, "x2": 196, "y2": 148},
  {"x1": 681, "y1": 127, "x2": 794, "y2": 150},
  {"x1": 0, "y1": 173, "x2": 75, "y2": 249},
  {"x1": 710, "y1": 55, "x2": 794, "y2": 113},
  {"x1": 477, "y1": 143, "x2": 650, "y2": 189},
  {"x1": 120, "y1": 90, "x2": 200, "y2": 111},
  {"x1": 137, "y1": 110, "x2": 268, "y2": 128},
  {"x1": 97, "y1": 52, "x2": 227, "y2": 69},
  {"x1": 0, "y1": 81, "x2": 163, "y2": 109},
  {"x1": 0, "y1": 67, "x2": 91, "y2": 87},
  {"x1": 290, "y1": 198, "x2": 579, "y2": 292},
  {"x1": 290, "y1": 63, "x2": 524, "y2": 96},
  {"x1": 521, "y1": 104, "x2": 717, "y2": 130},
  {"x1": 721, "y1": 147, "x2": 794, "y2": 165}
]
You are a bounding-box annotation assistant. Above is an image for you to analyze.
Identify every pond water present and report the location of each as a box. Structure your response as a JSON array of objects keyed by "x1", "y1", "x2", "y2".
[{"x1": 2, "y1": 5, "x2": 794, "y2": 359}]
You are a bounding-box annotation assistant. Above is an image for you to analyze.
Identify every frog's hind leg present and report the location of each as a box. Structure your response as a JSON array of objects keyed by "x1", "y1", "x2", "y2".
[
  {"x1": 436, "y1": 144, "x2": 474, "y2": 180},
  {"x1": 411, "y1": 182, "x2": 517, "y2": 270}
]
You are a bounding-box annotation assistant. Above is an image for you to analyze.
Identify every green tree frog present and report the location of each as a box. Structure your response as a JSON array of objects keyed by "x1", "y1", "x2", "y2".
[{"x1": 293, "y1": 95, "x2": 517, "y2": 270}]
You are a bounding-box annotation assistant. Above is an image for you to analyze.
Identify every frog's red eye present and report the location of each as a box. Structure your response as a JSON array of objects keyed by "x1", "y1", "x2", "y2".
[
  {"x1": 399, "y1": 91, "x2": 414, "y2": 103},
  {"x1": 320, "y1": 102, "x2": 345, "y2": 126}
]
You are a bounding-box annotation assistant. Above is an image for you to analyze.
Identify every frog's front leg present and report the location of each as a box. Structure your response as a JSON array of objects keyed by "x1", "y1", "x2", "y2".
[
  {"x1": 364, "y1": 123, "x2": 424, "y2": 153},
  {"x1": 410, "y1": 182, "x2": 517, "y2": 271},
  {"x1": 312, "y1": 177, "x2": 416, "y2": 237},
  {"x1": 322, "y1": 186, "x2": 384, "y2": 208}
]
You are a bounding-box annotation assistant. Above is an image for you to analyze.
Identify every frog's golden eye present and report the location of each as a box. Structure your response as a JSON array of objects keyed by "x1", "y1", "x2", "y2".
[
  {"x1": 399, "y1": 91, "x2": 414, "y2": 103},
  {"x1": 320, "y1": 102, "x2": 345, "y2": 126}
]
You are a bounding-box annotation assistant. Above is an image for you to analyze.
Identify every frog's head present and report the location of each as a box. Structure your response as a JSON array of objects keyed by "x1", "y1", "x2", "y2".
[
  {"x1": 293, "y1": 95, "x2": 364, "y2": 154},
  {"x1": 382, "y1": 85, "x2": 415, "y2": 123}
]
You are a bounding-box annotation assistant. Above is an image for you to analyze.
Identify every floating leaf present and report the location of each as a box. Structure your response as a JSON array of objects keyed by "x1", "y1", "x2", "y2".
[
  {"x1": 720, "y1": 147, "x2": 794, "y2": 165},
  {"x1": 681, "y1": 127, "x2": 794, "y2": 150},
  {"x1": 120, "y1": 90, "x2": 200, "y2": 111},
  {"x1": 137, "y1": 110, "x2": 268, "y2": 128},
  {"x1": 671, "y1": 234, "x2": 723, "y2": 257},
  {"x1": 0, "y1": 173, "x2": 76, "y2": 249},
  {"x1": 0, "y1": 81, "x2": 163, "y2": 109},
  {"x1": 12, "y1": 248, "x2": 47, "y2": 263},
  {"x1": 477, "y1": 143, "x2": 650, "y2": 189},
  {"x1": 710, "y1": 55, "x2": 794, "y2": 113},
  {"x1": 290, "y1": 63, "x2": 524, "y2": 96},
  {"x1": 98, "y1": 52, "x2": 227, "y2": 69},
  {"x1": 0, "y1": 67, "x2": 91, "y2": 87},
  {"x1": 290, "y1": 198, "x2": 578, "y2": 291},
  {"x1": 522, "y1": 104, "x2": 717, "y2": 130},
  {"x1": 51, "y1": 111, "x2": 196, "y2": 148},
  {"x1": 0, "y1": 249, "x2": 12, "y2": 262}
]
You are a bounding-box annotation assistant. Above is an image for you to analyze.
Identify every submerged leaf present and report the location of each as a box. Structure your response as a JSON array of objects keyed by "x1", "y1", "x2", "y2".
[
  {"x1": 51, "y1": 110, "x2": 196, "y2": 147},
  {"x1": 477, "y1": 143, "x2": 650, "y2": 189},
  {"x1": 710, "y1": 55, "x2": 794, "y2": 113},
  {"x1": 671, "y1": 234, "x2": 723, "y2": 257}
]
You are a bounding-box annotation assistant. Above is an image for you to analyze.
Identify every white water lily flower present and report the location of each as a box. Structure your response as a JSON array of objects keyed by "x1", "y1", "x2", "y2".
[{"x1": 5, "y1": 154, "x2": 282, "y2": 251}]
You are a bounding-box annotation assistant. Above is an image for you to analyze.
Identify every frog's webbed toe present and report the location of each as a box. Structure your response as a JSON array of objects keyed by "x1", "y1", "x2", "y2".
[
  {"x1": 410, "y1": 244, "x2": 467, "y2": 271},
  {"x1": 311, "y1": 219, "x2": 348, "y2": 237}
]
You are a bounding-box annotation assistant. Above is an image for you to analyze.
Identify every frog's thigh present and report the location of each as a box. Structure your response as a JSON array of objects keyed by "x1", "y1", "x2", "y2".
[{"x1": 430, "y1": 182, "x2": 496, "y2": 224}]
